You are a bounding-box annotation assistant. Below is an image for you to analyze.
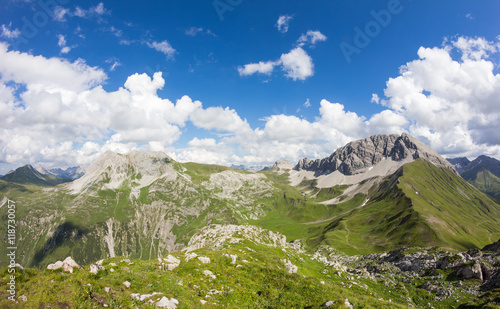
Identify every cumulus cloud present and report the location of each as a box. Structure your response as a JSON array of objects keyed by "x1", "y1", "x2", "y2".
[
  {"x1": 147, "y1": 41, "x2": 176, "y2": 59},
  {"x1": 297, "y1": 30, "x2": 327, "y2": 47},
  {"x1": 54, "y1": 6, "x2": 69, "y2": 22},
  {"x1": 2, "y1": 36, "x2": 500, "y2": 173},
  {"x1": 1, "y1": 24, "x2": 21, "y2": 39},
  {"x1": 57, "y1": 34, "x2": 71, "y2": 54},
  {"x1": 380, "y1": 36, "x2": 500, "y2": 157},
  {"x1": 276, "y1": 15, "x2": 293, "y2": 33},
  {"x1": 238, "y1": 61, "x2": 279, "y2": 76},
  {"x1": 238, "y1": 31, "x2": 322, "y2": 81},
  {"x1": 238, "y1": 47, "x2": 313, "y2": 81},
  {"x1": 280, "y1": 47, "x2": 314, "y2": 81},
  {"x1": 0, "y1": 42, "x2": 105, "y2": 91},
  {"x1": 74, "y1": 2, "x2": 109, "y2": 18}
]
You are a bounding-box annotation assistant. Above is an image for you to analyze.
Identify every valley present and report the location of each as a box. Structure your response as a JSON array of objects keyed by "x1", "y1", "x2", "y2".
[{"x1": 1, "y1": 133, "x2": 500, "y2": 308}]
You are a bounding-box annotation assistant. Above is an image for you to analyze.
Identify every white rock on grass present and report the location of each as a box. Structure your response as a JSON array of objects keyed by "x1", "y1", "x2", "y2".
[
  {"x1": 156, "y1": 296, "x2": 178, "y2": 308},
  {"x1": 47, "y1": 257, "x2": 82, "y2": 273},
  {"x1": 185, "y1": 252, "x2": 198, "y2": 262},
  {"x1": 202, "y1": 270, "x2": 216, "y2": 279},
  {"x1": 230, "y1": 254, "x2": 238, "y2": 264},
  {"x1": 282, "y1": 259, "x2": 298, "y2": 274},
  {"x1": 90, "y1": 263, "x2": 105, "y2": 274},
  {"x1": 164, "y1": 255, "x2": 181, "y2": 271},
  {"x1": 123, "y1": 281, "x2": 131, "y2": 288},
  {"x1": 200, "y1": 299, "x2": 207, "y2": 305},
  {"x1": 197, "y1": 256, "x2": 210, "y2": 264},
  {"x1": 344, "y1": 298, "x2": 353, "y2": 309}
]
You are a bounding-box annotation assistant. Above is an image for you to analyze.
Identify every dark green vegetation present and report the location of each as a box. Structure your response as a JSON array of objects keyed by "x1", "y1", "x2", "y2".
[
  {"x1": 0, "y1": 164, "x2": 71, "y2": 186},
  {"x1": 448, "y1": 155, "x2": 500, "y2": 201}
]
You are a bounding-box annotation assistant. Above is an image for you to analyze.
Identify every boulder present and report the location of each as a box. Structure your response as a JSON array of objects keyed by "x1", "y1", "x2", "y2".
[
  {"x1": 156, "y1": 296, "x2": 178, "y2": 308},
  {"x1": 282, "y1": 259, "x2": 298, "y2": 274},
  {"x1": 164, "y1": 255, "x2": 181, "y2": 271},
  {"x1": 197, "y1": 256, "x2": 210, "y2": 264},
  {"x1": 47, "y1": 257, "x2": 82, "y2": 273},
  {"x1": 456, "y1": 262, "x2": 483, "y2": 281},
  {"x1": 90, "y1": 263, "x2": 105, "y2": 274}
]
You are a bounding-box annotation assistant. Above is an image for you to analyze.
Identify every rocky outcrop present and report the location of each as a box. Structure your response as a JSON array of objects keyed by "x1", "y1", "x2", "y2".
[
  {"x1": 482, "y1": 239, "x2": 500, "y2": 252},
  {"x1": 294, "y1": 133, "x2": 456, "y2": 176},
  {"x1": 47, "y1": 257, "x2": 82, "y2": 273},
  {"x1": 184, "y1": 224, "x2": 296, "y2": 252}
]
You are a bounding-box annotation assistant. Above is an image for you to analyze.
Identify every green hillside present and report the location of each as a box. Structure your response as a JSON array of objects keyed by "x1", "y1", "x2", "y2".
[
  {"x1": 462, "y1": 167, "x2": 500, "y2": 201},
  {"x1": 258, "y1": 160, "x2": 500, "y2": 255},
  {"x1": 0, "y1": 165, "x2": 71, "y2": 186},
  {"x1": 2, "y1": 225, "x2": 498, "y2": 309},
  {"x1": 2, "y1": 157, "x2": 500, "y2": 271}
]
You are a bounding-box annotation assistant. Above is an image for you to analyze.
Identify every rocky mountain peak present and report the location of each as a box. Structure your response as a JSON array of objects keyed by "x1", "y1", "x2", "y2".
[
  {"x1": 66, "y1": 150, "x2": 177, "y2": 194},
  {"x1": 294, "y1": 133, "x2": 456, "y2": 176}
]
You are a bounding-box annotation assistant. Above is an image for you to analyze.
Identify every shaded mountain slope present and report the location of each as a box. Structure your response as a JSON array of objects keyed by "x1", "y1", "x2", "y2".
[
  {"x1": 448, "y1": 155, "x2": 500, "y2": 201},
  {"x1": 0, "y1": 164, "x2": 71, "y2": 186}
]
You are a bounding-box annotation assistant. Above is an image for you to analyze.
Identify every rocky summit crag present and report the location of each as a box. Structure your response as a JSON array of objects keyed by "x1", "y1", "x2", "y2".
[{"x1": 295, "y1": 133, "x2": 455, "y2": 176}]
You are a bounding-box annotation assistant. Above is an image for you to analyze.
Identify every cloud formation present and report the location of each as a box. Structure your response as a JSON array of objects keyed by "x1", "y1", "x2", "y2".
[
  {"x1": 276, "y1": 15, "x2": 293, "y2": 33},
  {"x1": 1, "y1": 36, "x2": 500, "y2": 172},
  {"x1": 297, "y1": 30, "x2": 327, "y2": 47},
  {"x1": 147, "y1": 41, "x2": 176, "y2": 59},
  {"x1": 238, "y1": 29, "x2": 325, "y2": 81}
]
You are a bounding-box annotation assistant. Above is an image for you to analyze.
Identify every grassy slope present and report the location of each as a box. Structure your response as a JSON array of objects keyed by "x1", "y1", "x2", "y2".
[
  {"x1": 300, "y1": 160, "x2": 500, "y2": 254},
  {"x1": 462, "y1": 167, "x2": 500, "y2": 201},
  {"x1": 3, "y1": 158, "x2": 500, "y2": 271},
  {"x1": 1, "y1": 237, "x2": 470, "y2": 309}
]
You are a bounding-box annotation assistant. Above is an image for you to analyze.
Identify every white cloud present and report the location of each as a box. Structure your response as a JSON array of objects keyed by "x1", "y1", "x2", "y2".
[
  {"x1": 54, "y1": 6, "x2": 69, "y2": 22},
  {"x1": 73, "y1": 2, "x2": 109, "y2": 18},
  {"x1": 297, "y1": 30, "x2": 327, "y2": 47},
  {"x1": 238, "y1": 61, "x2": 279, "y2": 76},
  {"x1": 452, "y1": 36, "x2": 498, "y2": 61},
  {"x1": 276, "y1": 15, "x2": 293, "y2": 33},
  {"x1": 1, "y1": 24, "x2": 21, "y2": 39},
  {"x1": 280, "y1": 47, "x2": 314, "y2": 81},
  {"x1": 466, "y1": 13, "x2": 474, "y2": 20},
  {"x1": 2, "y1": 36, "x2": 500, "y2": 173},
  {"x1": 57, "y1": 34, "x2": 71, "y2": 53},
  {"x1": 304, "y1": 98, "x2": 311, "y2": 108},
  {"x1": 380, "y1": 36, "x2": 500, "y2": 157},
  {"x1": 190, "y1": 106, "x2": 251, "y2": 133},
  {"x1": 147, "y1": 41, "x2": 176, "y2": 59},
  {"x1": 0, "y1": 42, "x2": 105, "y2": 92},
  {"x1": 185, "y1": 27, "x2": 203, "y2": 36},
  {"x1": 371, "y1": 94, "x2": 380, "y2": 104}
]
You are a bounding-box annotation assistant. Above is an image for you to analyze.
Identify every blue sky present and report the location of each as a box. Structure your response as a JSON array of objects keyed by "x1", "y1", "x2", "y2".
[{"x1": 0, "y1": 0, "x2": 499, "y2": 173}]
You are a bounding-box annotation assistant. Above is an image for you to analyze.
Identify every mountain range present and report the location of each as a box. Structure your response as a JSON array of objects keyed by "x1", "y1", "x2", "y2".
[
  {"x1": 0, "y1": 165, "x2": 72, "y2": 187},
  {"x1": 448, "y1": 155, "x2": 500, "y2": 201},
  {"x1": 35, "y1": 165, "x2": 85, "y2": 180},
  {"x1": 1, "y1": 133, "x2": 499, "y2": 271},
  {"x1": 2, "y1": 132, "x2": 500, "y2": 308}
]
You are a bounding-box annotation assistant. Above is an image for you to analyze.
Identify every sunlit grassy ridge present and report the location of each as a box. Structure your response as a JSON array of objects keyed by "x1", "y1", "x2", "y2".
[{"x1": 2, "y1": 157, "x2": 500, "y2": 271}]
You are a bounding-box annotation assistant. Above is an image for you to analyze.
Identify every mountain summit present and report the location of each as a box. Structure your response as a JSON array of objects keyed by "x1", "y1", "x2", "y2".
[
  {"x1": 295, "y1": 133, "x2": 455, "y2": 176},
  {"x1": 0, "y1": 164, "x2": 71, "y2": 186}
]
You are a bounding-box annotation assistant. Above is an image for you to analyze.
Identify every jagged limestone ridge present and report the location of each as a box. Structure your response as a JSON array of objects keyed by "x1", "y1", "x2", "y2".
[{"x1": 294, "y1": 133, "x2": 456, "y2": 176}]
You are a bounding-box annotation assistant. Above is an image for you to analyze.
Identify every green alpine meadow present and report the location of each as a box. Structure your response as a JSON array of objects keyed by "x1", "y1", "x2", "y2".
[{"x1": 2, "y1": 133, "x2": 500, "y2": 308}]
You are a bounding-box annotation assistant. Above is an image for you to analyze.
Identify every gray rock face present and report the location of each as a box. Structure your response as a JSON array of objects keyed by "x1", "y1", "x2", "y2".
[{"x1": 294, "y1": 133, "x2": 456, "y2": 176}]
